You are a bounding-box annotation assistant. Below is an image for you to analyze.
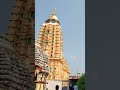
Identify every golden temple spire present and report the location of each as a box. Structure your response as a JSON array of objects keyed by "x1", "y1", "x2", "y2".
[{"x1": 52, "y1": 8, "x2": 56, "y2": 15}]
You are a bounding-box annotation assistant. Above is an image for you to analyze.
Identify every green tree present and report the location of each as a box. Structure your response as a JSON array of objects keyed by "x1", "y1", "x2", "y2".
[{"x1": 76, "y1": 74, "x2": 85, "y2": 90}]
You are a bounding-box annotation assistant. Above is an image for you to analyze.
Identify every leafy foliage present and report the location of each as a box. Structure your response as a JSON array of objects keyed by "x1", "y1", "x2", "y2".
[{"x1": 76, "y1": 74, "x2": 85, "y2": 90}]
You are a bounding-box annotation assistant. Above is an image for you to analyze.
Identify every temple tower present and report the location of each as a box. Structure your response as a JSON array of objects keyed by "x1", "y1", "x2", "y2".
[
  {"x1": 6, "y1": 0, "x2": 35, "y2": 75},
  {"x1": 37, "y1": 9, "x2": 70, "y2": 83}
]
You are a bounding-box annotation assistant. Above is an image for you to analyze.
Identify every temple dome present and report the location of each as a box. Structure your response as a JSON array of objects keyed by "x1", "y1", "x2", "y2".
[
  {"x1": 49, "y1": 8, "x2": 59, "y2": 21},
  {"x1": 45, "y1": 8, "x2": 60, "y2": 25},
  {"x1": 35, "y1": 41, "x2": 49, "y2": 71},
  {"x1": 49, "y1": 15, "x2": 58, "y2": 21}
]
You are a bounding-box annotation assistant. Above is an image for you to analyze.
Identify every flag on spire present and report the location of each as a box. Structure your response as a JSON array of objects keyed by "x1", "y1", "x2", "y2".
[{"x1": 52, "y1": 8, "x2": 56, "y2": 15}]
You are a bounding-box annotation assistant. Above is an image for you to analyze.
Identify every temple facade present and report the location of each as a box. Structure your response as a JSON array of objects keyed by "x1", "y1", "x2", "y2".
[{"x1": 37, "y1": 9, "x2": 70, "y2": 87}]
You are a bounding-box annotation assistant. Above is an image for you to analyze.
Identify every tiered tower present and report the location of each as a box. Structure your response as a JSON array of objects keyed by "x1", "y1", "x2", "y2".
[
  {"x1": 37, "y1": 9, "x2": 70, "y2": 83},
  {"x1": 6, "y1": 0, "x2": 35, "y2": 75}
]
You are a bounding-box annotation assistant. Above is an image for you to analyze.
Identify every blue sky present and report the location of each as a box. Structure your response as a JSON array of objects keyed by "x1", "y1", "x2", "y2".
[{"x1": 35, "y1": 0, "x2": 85, "y2": 75}]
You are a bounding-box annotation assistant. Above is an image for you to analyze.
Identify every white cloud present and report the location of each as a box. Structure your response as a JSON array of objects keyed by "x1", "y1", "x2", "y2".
[{"x1": 71, "y1": 55, "x2": 77, "y2": 60}]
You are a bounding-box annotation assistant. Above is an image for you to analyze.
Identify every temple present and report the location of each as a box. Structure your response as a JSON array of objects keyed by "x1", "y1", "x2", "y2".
[{"x1": 37, "y1": 8, "x2": 70, "y2": 87}]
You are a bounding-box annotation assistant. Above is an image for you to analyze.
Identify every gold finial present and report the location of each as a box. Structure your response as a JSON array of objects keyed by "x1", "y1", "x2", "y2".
[{"x1": 52, "y1": 8, "x2": 56, "y2": 15}]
